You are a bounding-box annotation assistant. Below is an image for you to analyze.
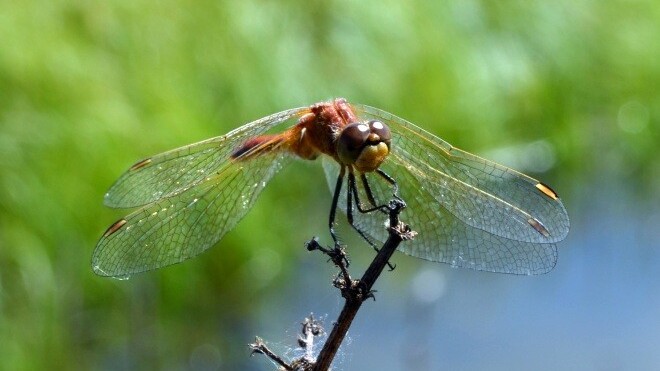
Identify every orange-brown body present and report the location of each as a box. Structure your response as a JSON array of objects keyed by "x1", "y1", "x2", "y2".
[{"x1": 232, "y1": 98, "x2": 359, "y2": 165}]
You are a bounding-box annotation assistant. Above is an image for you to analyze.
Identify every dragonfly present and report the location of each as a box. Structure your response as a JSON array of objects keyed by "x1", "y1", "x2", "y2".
[{"x1": 93, "y1": 98, "x2": 569, "y2": 278}]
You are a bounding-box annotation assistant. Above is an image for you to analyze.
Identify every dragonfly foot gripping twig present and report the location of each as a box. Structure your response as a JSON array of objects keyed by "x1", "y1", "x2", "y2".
[{"x1": 251, "y1": 198, "x2": 415, "y2": 371}]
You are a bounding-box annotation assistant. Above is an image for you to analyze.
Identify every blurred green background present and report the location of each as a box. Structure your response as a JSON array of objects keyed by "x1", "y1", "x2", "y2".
[{"x1": 1, "y1": 0, "x2": 658, "y2": 370}]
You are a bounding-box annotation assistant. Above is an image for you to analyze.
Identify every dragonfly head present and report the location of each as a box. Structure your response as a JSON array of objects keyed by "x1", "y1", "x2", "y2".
[{"x1": 337, "y1": 120, "x2": 391, "y2": 172}]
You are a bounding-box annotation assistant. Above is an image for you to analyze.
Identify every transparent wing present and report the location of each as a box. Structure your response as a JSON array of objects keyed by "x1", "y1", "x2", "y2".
[
  {"x1": 355, "y1": 104, "x2": 569, "y2": 244},
  {"x1": 104, "y1": 107, "x2": 309, "y2": 208},
  {"x1": 93, "y1": 151, "x2": 293, "y2": 277},
  {"x1": 322, "y1": 105, "x2": 570, "y2": 275}
]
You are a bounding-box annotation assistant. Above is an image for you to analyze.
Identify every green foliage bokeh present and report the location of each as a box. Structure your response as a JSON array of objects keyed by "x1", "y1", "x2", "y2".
[{"x1": 0, "y1": 0, "x2": 658, "y2": 369}]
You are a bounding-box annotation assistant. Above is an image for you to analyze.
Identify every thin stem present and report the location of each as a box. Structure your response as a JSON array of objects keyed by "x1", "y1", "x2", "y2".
[
  {"x1": 312, "y1": 199, "x2": 414, "y2": 371},
  {"x1": 250, "y1": 200, "x2": 414, "y2": 371},
  {"x1": 249, "y1": 337, "x2": 293, "y2": 371}
]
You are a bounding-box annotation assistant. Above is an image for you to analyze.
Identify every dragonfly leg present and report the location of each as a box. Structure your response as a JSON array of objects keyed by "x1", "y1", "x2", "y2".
[
  {"x1": 376, "y1": 169, "x2": 404, "y2": 204},
  {"x1": 347, "y1": 170, "x2": 396, "y2": 271},
  {"x1": 347, "y1": 171, "x2": 380, "y2": 242},
  {"x1": 329, "y1": 166, "x2": 346, "y2": 248},
  {"x1": 360, "y1": 173, "x2": 379, "y2": 209},
  {"x1": 359, "y1": 173, "x2": 390, "y2": 214}
]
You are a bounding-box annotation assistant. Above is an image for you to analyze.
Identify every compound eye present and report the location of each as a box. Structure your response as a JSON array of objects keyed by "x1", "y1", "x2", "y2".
[
  {"x1": 337, "y1": 123, "x2": 370, "y2": 164},
  {"x1": 339, "y1": 123, "x2": 370, "y2": 151},
  {"x1": 368, "y1": 120, "x2": 391, "y2": 142}
]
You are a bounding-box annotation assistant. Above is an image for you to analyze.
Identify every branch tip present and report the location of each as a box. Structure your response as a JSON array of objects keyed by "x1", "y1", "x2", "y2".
[{"x1": 252, "y1": 195, "x2": 415, "y2": 371}]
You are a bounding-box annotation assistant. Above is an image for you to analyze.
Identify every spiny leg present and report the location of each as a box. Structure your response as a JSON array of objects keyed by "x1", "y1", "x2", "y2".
[
  {"x1": 376, "y1": 169, "x2": 404, "y2": 204},
  {"x1": 348, "y1": 169, "x2": 396, "y2": 270},
  {"x1": 329, "y1": 165, "x2": 346, "y2": 248},
  {"x1": 347, "y1": 170, "x2": 381, "y2": 243},
  {"x1": 359, "y1": 173, "x2": 390, "y2": 215},
  {"x1": 365, "y1": 169, "x2": 404, "y2": 270},
  {"x1": 360, "y1": 173, "x2": 380, "y2": 211}
]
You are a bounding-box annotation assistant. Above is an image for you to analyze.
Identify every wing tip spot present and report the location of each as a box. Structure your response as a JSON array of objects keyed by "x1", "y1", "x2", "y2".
[
  {"x1": 130, "y1": 158, "x2": 152, "y2": 171},
  {"x1": 535, "y1": 182, "x2": 559, "y2": 200},
  {"x1": 103, "y1": 219, "x2": 127, "y2": 237},
  {"x1": 527, "y1": 217, "x2": 550, "y2": 238}
]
